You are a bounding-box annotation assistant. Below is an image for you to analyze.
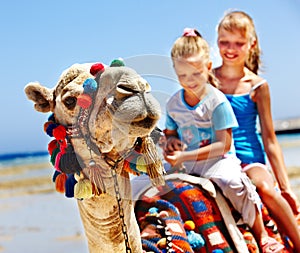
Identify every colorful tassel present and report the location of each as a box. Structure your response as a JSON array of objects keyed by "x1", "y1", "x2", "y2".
[
  {"x1": 50, "y1": 148, "x2": 60, "y2": 166},
  {"x1": 55, "y1": 173, "x2": 68, "y2": 193},
  {"x1": 74, "y1": 172, "x2": 94, "y2": 200},
  {"x1": 140, "y1": 136, "x2": 165, "y2": 186},
  {"x1": 88, "y1": 160, "x2": 106, "y2": 195},
  {"x1": 52, "y1": 170, "x2": 60, "y2": 182},
  {"x1": 54, "y1": 151, "x2": 63, "y2": 172},
  {"x1": 58, "y1": 144, "x2": 82, "y2": 174},
  {"x1": 136, "y1": 156, "x2": 147, "y2": 173},
  {"x1": 65, "y1": 174, "x2": 77, "y2": 198}
]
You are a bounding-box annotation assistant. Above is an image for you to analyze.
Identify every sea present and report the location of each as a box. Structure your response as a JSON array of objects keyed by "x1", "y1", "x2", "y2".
[
  {"x1": 1, "y1": 133, "x2": 300, "y2": 181},
  {"x1": 0, "y1": 133, "x2": 299, "y2": 197}
]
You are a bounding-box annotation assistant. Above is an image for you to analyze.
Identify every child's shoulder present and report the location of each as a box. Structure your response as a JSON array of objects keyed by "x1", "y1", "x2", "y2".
[
  {"x1": 245, "y1": 70, "x2": 266, "y2": 88},
  {"x1": 206, "y1": 85, "x2": 228, "y2": 107},
  {"x1": 166, "y1": 89, "x2": 183, "y2": 106}
]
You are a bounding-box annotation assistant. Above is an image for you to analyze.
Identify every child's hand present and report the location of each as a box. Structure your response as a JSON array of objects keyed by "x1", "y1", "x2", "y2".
[
  {"x1": 163, "y1": 150, "x2": 183, "y2": 167},
  {"x1": 164, "y1": 136, "x2": 187, "y2": 153},
  {"x1": 281, "y1": 190, "x2": 300, "y2": 215}
]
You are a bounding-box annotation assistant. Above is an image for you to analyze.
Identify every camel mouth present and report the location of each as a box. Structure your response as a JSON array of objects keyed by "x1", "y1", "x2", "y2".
[{"x1": 114, "y1": 116, "x2": 158, "y2": 136}]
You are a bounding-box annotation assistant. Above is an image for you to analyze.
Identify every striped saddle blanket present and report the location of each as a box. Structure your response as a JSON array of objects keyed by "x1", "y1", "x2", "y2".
[{"x1": 133, "y1": 174, "x2": 291, "y2": 253}]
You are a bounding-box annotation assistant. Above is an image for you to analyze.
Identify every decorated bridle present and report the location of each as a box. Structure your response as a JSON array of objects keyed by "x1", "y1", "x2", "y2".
[{"x1": 43, "y1": 61, "x2": 165, "y2": 252}]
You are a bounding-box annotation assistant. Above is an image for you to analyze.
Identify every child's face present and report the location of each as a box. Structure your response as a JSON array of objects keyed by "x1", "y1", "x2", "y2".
[
  {"x1": 173, "y1": 54, "x2": 212, "y2": 96},
  {"x1": 217, "y1": 28, "x2": 252, "y2": 66}
]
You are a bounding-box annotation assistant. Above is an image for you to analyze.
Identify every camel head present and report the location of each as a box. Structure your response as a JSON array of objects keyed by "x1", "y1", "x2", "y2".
[{"x1": 24, "y1": 62, "x2": 164, "y2": 187}]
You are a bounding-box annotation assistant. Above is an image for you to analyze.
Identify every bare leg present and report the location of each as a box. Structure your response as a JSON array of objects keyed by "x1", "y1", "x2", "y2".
[{"x1": 246, "y1": 166, "x2": 300, "y2": 251}]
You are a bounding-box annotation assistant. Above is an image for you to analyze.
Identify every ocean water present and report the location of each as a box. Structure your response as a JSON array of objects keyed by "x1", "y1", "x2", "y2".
[
  {"x1": 1, "y1": 133, "x2": 299, "y2": 173},
  {"x1": 277, "y1": 133, "x2": 300, "y2": 167}
]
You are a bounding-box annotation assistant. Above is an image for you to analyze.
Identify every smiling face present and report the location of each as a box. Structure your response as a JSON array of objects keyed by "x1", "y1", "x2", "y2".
[
  {"x1": 173, "y1": 54, "x2": 212, "y2": 100},
  {"x1": 217, "y1": 28, "x2": 252, "y2": 67}
]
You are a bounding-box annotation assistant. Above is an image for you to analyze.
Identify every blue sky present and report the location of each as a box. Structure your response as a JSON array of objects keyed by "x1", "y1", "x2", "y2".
[{"x1": 1, "y1": 0, "x2": 299, "y2": 154}]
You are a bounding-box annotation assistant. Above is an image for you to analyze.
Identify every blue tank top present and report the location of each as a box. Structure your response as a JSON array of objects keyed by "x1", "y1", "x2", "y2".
[{"x1": 225, "y1": 80, "x2": 266, "y2": 164}]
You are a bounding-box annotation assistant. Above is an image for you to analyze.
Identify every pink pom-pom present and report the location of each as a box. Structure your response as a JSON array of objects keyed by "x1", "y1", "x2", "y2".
[
  {"x1": 77, "y1": 94, "x2": 92, "y2": 109},
  {"x1": 54, "y1": 151, "x2": 63, "y2": 172}
]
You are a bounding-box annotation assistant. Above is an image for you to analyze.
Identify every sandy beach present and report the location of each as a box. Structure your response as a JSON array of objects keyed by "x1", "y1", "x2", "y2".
[
  {"x1": 1, "y1": 143, "x2": 300, "y2": 253},
  {"x1": 0, "y1": 161, "x2": 89, "y2": 253}
]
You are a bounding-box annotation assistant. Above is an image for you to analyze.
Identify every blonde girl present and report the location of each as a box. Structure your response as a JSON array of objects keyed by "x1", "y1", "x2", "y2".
[
  {"x1": 163, "y1": 27, "x2": 284, "y2": 252},
  {"x1": 214, "y1": 10, "x2": 300, "y2": 252}
]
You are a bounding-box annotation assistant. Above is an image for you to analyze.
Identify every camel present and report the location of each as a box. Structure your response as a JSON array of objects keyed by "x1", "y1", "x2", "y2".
[{"x1": 24, "y1": 62, "x2": 165, "y2": 253}]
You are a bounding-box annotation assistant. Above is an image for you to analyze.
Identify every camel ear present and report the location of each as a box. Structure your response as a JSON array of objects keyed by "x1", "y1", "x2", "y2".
[{"x1": 24, "y1": 82, "x2": 54, "y2": 112}]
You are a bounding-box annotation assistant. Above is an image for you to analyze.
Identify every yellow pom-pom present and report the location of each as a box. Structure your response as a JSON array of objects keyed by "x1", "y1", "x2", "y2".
[
  {"x1": 136, "y1": 156, "x2": 147, "y2": 173},
  {"x1": 157, "y1": 238, "x2": 167, "y2": 249},
  {"x1": 184, "y1": 220, "x2": 195, "y2": 231},
  {"x1": 74, "y1": 173, "x2": 94, "y2": 200}
]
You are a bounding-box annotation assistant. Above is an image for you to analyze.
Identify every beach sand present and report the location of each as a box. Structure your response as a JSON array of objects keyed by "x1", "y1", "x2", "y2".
[
  {"x1": 0, "y1": 162, "x2": 89, "y2": 253},
  {"x1": 1, "y1": 160, "x2": 300, "y2": 253}
]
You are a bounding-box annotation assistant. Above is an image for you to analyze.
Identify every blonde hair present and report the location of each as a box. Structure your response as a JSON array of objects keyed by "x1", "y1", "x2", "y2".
[
  {"x1": 217, "y1": 10, "x2": 261, "y2": 74},
  {"x1": 171, "y1": 29, "x2": 218, "y2": 87}
]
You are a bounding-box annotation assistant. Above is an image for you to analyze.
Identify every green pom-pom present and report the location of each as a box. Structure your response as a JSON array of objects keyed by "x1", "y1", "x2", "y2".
[{"x1": 110, "y1": 58, "x2": 125, "y2": 67}]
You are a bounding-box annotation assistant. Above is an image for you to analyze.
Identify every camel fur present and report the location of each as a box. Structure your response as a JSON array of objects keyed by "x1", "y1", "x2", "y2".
[{"x1": 24, "y1": 62, "x2": 165, "y2": 253}]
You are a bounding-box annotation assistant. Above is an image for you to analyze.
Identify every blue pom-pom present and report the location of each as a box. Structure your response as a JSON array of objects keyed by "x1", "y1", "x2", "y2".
[
  {"x1": 187, "y1": 230, "x2": 205, "y2": 249},
  {"x1": 212, "y1": 249, "x2": 223, "y2": 253},
  {"x1": 48, "y1": 113, "x2": 55, "y2": 122},
  {"x1": 83, "y1": 78, "x2": 97, "y2": 94},
  {"x1": 52, "y1": 170, "x2": 61, "y2": 182},
  {"x1": 65, "y1": 174, "x2": 76, "y2": 198},
  {"x1": 46, "y1": 123, "x2": 58, "y2": 137},
  {"x1": 148, "y1": 207, "x2": 159, "y2": 215}
]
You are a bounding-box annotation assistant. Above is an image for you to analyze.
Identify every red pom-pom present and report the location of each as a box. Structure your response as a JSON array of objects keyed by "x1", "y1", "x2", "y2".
[
  {"x1": 90, "y1": 63, "x2": 104, "y2": 76},
  {"x1": 53, "y1": 125, "x2": 67, "y2": 140},
  {"x1": 77, "y1": 94, "x2": 92, "y2": 109},
  {"x1": 48, "y1": 139, "x2": 58, "y2": 155}
]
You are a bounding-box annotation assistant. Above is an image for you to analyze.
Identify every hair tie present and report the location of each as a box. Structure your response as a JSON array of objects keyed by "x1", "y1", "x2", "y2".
[
  {"x1": 182, "y1": 28, "x2": 202, "y2": 38},
  {"x1": 183, "y1": 28, "x2": 197, "y2": 37}
]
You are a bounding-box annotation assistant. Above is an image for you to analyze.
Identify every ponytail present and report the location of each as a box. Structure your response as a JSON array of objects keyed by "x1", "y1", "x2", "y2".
[{"x1": 245, "y1": 33, "x2": 261, "y2": 74}]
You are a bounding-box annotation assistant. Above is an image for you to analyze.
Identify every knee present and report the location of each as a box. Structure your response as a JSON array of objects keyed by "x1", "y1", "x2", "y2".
[{"x1": 255, "y1": 180, "x2": 276, "y2": 198}]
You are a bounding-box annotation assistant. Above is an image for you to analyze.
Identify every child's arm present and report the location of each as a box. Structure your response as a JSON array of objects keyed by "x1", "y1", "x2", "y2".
[
  {"x1": 164, "y1": 128, "x2": 232, "y2": 167},
  {"x1": 255, "y1": 82, "x2": 300, "y2": 213}
]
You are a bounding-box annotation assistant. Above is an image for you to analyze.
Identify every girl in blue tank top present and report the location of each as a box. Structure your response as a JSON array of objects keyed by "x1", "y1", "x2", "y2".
[
  {"x1": 164, "y1": 27, "x2": 284, "y2": 253},
  {"x1": 214, "y1": 10, "x2": 300, "y2": 251}
]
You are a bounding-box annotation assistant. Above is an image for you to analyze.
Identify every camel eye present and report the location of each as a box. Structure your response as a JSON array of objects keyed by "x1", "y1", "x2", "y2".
[{"x1": 64, "y1": 96, "x2": 77, "y2": 109}]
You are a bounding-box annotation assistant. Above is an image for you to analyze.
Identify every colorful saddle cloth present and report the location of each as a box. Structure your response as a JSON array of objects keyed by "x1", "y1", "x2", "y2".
[{"x1": 134, "y1": 174, "x2": 292, "y2": 253}]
